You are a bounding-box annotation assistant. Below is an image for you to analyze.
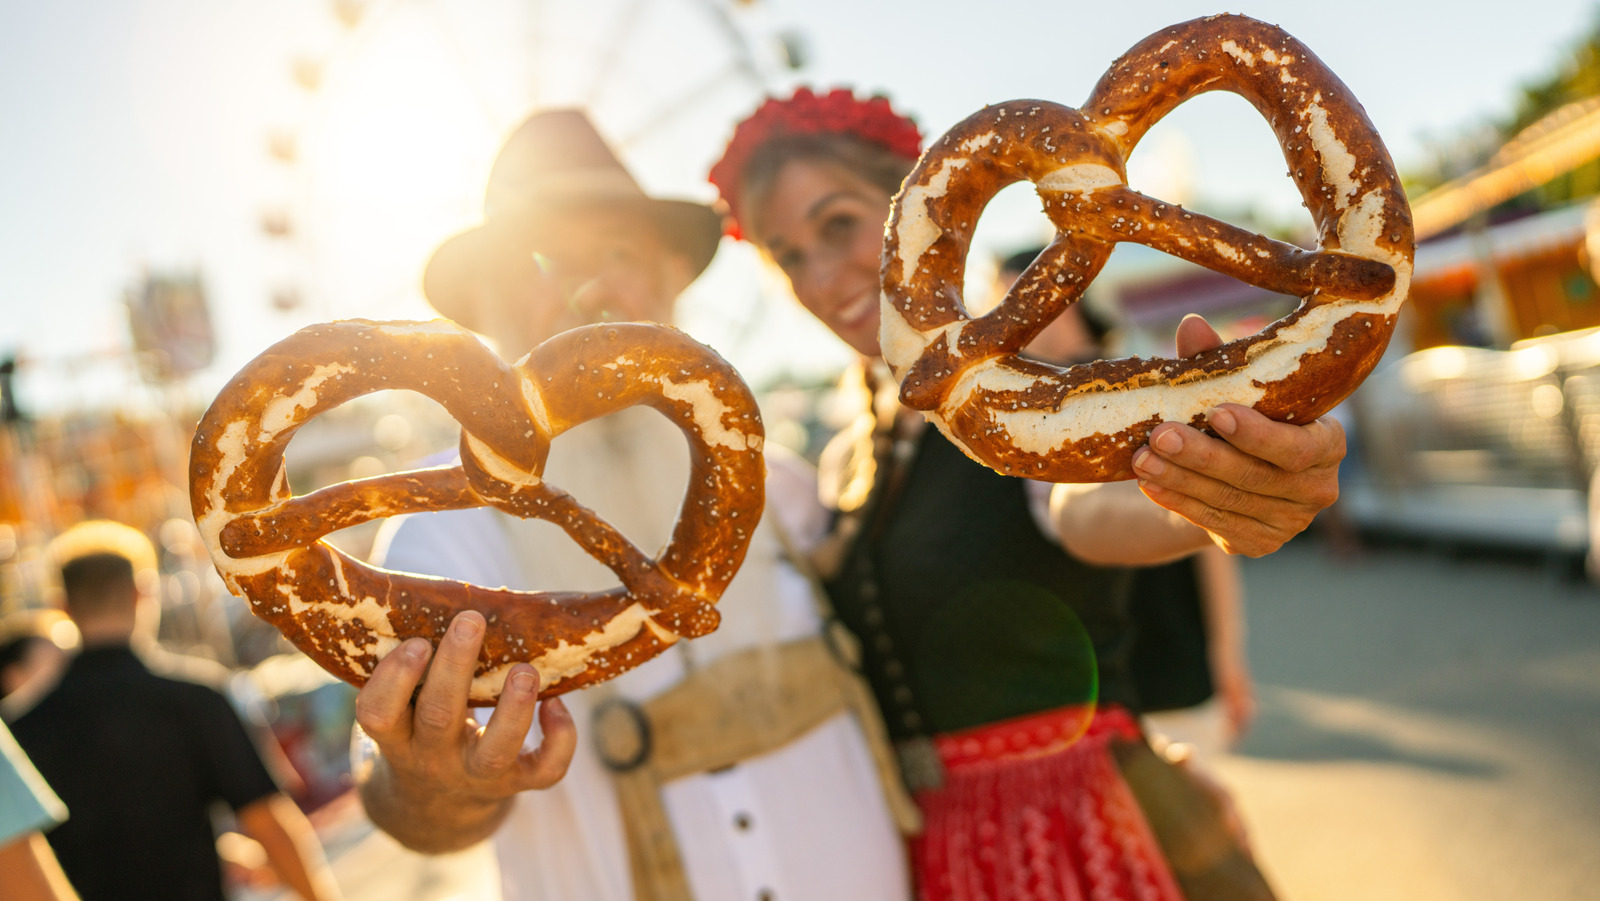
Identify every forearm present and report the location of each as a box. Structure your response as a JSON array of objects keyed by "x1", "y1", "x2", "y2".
[
  {"x1": 0, "y1": 833, "x2": 80, "y2": 901},
  {"x1": 237, "y1": 794, "x2": 341, "y2": 901},
  {"x1": 1049, "y1": 481, "x2": 1212, "y2": 565},
  {"x1": 348, "y1": 617, "x2": 577, "y2": 856},
  {"x1": 356, "y1": 753, "x2": 512, "y2": 854}
]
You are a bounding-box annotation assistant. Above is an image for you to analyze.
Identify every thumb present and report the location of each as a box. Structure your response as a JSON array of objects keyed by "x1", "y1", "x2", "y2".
[{"x1": 1175, "y1": 313, "x2": 1223, "y2": 358}]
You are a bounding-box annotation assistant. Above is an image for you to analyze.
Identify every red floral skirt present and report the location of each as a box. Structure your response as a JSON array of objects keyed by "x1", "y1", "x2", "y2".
[{"x1": 911, "y1": 705, "x2": 1186, "y2": 901}]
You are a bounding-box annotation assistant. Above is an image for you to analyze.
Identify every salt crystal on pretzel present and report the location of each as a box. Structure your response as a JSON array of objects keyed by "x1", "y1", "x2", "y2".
[
  {"x1": 189, "y1": 319, "x2": 764, "y2": 704},
  {"x1": 880, "y1": 14, "x2": 1414, "y2": 482}
]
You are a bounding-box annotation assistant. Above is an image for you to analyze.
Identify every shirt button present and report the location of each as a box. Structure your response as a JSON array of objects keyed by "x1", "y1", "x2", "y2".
[
  {"x1": 757, "y1": 890, "x2": 776, "y2": 901},
  {"x1": 734, "y1": 812, "x2": 753, "y2": 832}
]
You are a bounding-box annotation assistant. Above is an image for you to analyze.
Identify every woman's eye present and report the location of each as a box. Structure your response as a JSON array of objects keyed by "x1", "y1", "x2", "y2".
[{"x1": 821, "y1": 213, "x2": 857, "y2": 242}]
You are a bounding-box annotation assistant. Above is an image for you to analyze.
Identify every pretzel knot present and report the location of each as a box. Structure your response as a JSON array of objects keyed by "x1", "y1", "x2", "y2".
[
  {"x1": 881, "y1": 14, "x2": 1414, "y2": 482},
  {"x1": 189, "y1": 319, "x2": 765, "y2": 704}
]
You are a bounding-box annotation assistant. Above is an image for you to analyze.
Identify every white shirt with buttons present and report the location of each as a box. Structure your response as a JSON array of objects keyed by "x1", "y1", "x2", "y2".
[{"x1": 374, "y1": 412, "x2": 912, "y2": 901}]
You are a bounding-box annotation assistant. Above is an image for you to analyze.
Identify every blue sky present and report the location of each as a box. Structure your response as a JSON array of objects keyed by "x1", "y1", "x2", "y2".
[{"x1": 1, "y1": 0, "x2": 1593, "y2": 410}]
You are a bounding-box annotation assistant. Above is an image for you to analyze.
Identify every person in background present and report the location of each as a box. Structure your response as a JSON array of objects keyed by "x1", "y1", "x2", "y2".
[
  {"x1": 0, "y1": 717, "x2": 79, "y2": 901},
  {"x1": 352, "y1": 108, "x2": 915, "y2": 901},
  {"x1": 707, "y1": 87, "x2": 1347, "y2": 901},
  {"x1": 0, "y1": 609, "x2": 74, "y2": 721},
  {"x1": 0, "y1": 355, "x2": 26, "y2": 427},
  {"x1": 10, "y1": 520, "x2": 342, "y2": 901},
  {"x1": 994, "y1": 246, "x2": 1257, "y2": 756}
]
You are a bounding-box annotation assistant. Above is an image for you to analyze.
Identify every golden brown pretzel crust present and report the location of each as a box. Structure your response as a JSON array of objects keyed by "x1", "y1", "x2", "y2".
[
  {"x1": 190, "y1": 319, "x2": 765, "y2": 704},
  {"x1": 881, "y1": 14, "x2": 1414, "y2": 482}
]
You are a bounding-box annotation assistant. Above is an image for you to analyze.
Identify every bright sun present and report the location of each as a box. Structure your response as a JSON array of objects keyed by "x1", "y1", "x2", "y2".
[{"x1": 296, "y1": 7, "x2": 505, "y2": 320}]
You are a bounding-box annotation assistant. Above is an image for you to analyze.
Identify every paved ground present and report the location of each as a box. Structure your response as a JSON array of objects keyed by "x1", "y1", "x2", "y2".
[
  {"x1": 236, "y1": 792, "x2": 501, "y2": 901},
  {"x1": 257, "y1": 537, "x2": 1600, "y2": 900},
  {"x1": 1212, "y1": 538, "x2": 1600, "y2": 900}
]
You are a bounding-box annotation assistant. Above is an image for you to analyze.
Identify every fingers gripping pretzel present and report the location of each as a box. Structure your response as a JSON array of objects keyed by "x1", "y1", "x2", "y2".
[
  {"x1": 881, "y1": 14, "x2": 1414, "y2": 482},
  {"x1": 190, "y1": 319, "x2": 765, "y2": 704}
]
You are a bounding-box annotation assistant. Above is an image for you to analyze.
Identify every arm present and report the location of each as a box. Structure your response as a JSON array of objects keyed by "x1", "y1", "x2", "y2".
[
  {"x1": 1195, "y1": 547, "x2": 1255, "y2": 743},
  {"x1": 0, "y1": 720, "x2": 74, "y2": 900},
  {"x1": 1051, "y1": 314, "x2": 1344, "y2": 563},
  {"x1": 1050, "y1": 481, "x2": 1210, "y2": 565},
  {"x1": 352, "y1": 612, "x2": 577, "y2": 854},
  {"x1": 0, "y1": 833, "x2": 79, "y2": 901},
  {"x1": 235, "y1": 793, "x2": 341, "y2": 901}
]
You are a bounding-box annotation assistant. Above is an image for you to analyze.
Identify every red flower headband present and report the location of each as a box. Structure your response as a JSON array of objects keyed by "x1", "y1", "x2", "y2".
[{"x1": 709, "y1": 88, "x2": 922, "y2": 240}]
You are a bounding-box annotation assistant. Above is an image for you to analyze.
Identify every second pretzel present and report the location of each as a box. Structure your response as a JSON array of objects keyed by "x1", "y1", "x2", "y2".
[{"x1": 881, "y1": 14, "x2": 1414, "y2": 482}]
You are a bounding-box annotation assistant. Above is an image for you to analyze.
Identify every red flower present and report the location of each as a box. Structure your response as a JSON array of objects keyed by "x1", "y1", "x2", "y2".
[{"x1": 710, "y1": 88, "x2": 922, "y2": 240}]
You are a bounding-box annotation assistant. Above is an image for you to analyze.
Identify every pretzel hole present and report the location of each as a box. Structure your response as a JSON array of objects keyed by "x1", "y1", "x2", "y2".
[
  {"x1": 269, "y1": 390, "x2": 471, "y2": 557},
  {"x1": 1098, "y1": 96, "x2": 1326, "y2": 353},
  {"x1": 967, "y1": 182, "x2": 1056, "y2": 318},
  {"x1": 484, "y1": 409, "x2": 693, "y2": 594},
  {"x1": 1130, "y1": 93, "x2": 1305, "y2": 230},
  {"x1": 974, "y1": 189, "x2": 1128, "y2": 371}
]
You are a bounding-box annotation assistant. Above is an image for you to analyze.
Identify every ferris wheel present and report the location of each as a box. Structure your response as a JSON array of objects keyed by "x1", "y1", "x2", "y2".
[{"x1": 260, "y1": 0, "x2": 805, "y2": 335}]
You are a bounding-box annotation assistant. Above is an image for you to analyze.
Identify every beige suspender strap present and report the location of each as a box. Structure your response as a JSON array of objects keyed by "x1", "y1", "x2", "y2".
[
  {"x1": 603, "y1": 636, "x2": 922, "y2": 900},
  {"x1": 834, "y1": 652, "x2": 928, "y2": 835},
  {"x1": 765, "y1": 516, "x2": 924, "y2": 837},
  {"x1": 610, "y1": 765, "x2": 694, "y2": 901},
  {"x1": 602, "y1": 515, "x2": 923, "y2": 900},
  {"x1": 602, "y1": 638, "x2": 860, "y2": 901},
  {"x1": 627, "y1": 638, "x2": 868, "y2": 778}
]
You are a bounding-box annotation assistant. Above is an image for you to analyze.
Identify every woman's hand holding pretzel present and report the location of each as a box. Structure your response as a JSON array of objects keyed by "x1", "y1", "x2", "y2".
[
  {"x1": 1052, "y1": 314, "x2": 1345, "y2": 563},
  {"x1": 1130, "y1": 315, "x2": 1344, "y2": 558}
]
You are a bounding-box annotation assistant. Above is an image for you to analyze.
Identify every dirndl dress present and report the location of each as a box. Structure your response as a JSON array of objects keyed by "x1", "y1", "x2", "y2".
[{"x1": 911, "y1": 705, "x2": 1186, "y2": 901}]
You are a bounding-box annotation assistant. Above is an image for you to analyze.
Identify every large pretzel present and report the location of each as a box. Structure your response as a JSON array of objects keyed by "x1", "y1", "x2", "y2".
[
  {"x1": 881, "y1": 14, "x2": 1414, "y2": 482},
  {"x1": 189, "y1": 319, "x2": 765, "y2": 704}
]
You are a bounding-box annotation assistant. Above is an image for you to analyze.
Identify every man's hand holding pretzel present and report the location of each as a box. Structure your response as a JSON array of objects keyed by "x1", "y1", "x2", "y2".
[{"x1": 353, "y1": 612, "x2": 578, "y2": 855}]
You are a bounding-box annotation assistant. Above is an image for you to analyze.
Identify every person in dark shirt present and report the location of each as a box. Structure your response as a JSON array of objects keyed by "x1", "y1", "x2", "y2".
[
  {"x1": 11, "y1": 520, "x2": 341, "y2": 901},
  {"x1": 996, "y1": 246, "x2": 1258, "y2": 755}
]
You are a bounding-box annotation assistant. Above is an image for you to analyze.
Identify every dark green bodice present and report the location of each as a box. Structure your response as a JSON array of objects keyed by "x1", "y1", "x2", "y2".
[{"x1": 823, "y1": 427, "x2": 1137, "y2": 741}]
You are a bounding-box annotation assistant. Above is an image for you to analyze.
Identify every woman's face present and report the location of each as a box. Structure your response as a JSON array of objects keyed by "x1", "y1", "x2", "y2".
[{"x1": 748, "y1": 159, "x2": 894, "y2": 357}]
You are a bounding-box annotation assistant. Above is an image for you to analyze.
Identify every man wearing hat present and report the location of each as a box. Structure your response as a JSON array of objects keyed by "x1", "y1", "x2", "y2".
[
  {"x1": 352, "y1": 110, "x2": 915, "y2": 901},
  {"x1": 417, "y1": 109, "x2": 724, "y2": 353}
]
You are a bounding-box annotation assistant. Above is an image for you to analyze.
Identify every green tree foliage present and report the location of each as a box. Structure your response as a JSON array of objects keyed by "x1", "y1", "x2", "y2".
[{"x1": 1504, "y1": 6, "x2": 1600, "y2": 206}]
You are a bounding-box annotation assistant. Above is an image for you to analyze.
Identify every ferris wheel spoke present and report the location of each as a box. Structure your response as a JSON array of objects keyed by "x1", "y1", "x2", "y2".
[
  {"x1": 618, "y1": 61, "x2": 756, "y2": 147},
  {"x1": 583, "y1": 0, "x2": 653, "y2": 108},
  {"x1": 421, "y1": 0, "x2": 516, "y2": 130},
  {"x1": 693, "y1": 0, "x2": 766, "y2": 88}
]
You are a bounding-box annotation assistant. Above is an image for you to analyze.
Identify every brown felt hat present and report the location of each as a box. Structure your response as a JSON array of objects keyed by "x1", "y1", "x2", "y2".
[{"x1": 422, "y1": 109, "x2": 722, "y2": 333}]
